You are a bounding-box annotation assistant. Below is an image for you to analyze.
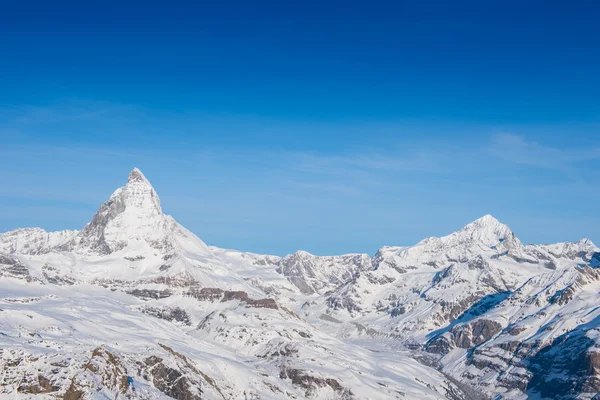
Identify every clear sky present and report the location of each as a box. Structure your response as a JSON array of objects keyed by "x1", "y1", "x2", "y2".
[{"x1": 1, "y1": 1, "x2": 599, "y2": 255}]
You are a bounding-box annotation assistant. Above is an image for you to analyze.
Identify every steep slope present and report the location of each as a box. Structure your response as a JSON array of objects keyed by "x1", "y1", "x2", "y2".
[
  {"x1": 426, "y1": 265, "x2": 600, "y2": 399},
  {"x1": 277, "y1": 251, "x2": 371, "y2": 295}
]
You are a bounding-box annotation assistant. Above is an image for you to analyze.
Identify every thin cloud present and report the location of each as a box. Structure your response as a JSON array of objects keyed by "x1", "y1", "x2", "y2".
[
  {"x1": 488, "y1": 133, "x2": 600, "y2": 171},
  {"x1": 5, "y1": 100, "x2": 133, "y2": 126},
  {"x1": 287, "y1": 149, "x2": 442, "y2": 178}
]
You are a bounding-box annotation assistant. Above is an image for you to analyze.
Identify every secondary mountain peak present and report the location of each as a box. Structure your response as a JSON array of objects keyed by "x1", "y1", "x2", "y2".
[
  {"x1": 460, "y1": 213, "x2": 512, "y2": 236},
  {"x1": 474, "y1": 213, "x2": 499, "y2": 224},
  {"x1": 429, "y1": 214, "x2": 521, "y2": 251},
  {"x1": 462, "y1": 214, "x2": 508, "y2": 233}
]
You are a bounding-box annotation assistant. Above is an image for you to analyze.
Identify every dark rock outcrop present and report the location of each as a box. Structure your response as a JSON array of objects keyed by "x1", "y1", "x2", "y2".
[
  {"x1": 140, "y1": 306, "x2": 191, "y2": 325},
  {"x1": 187, "y1": 287, "x2": 278, "y2": 309},
  {"x1": 279, "y1": 366, "x2": 353, "y2": 399},
  {"x1": 126, "y1": 289, "x2": 172, "y2": 300}
]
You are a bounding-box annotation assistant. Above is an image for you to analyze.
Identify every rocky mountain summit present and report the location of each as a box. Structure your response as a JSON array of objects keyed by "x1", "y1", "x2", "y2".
[
  {"x1": 59, "y1": 168, "x2": 191, "y2": 256},
  {"x1": 1, "y1": 168, "x2": 599, "y2": 399}
]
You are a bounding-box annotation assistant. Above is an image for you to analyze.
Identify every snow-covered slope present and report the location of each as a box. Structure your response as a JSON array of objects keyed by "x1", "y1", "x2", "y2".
[{"x1": 1, "y1": 276, "x2": 474, "y2": 400}]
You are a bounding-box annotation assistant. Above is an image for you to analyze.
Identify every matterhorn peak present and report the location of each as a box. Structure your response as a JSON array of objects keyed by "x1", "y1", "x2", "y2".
[
  {"x1": 120, "y1": 167, "x2": 162, "y2": 212},
  {"x1": 61, "y1": 168, "x2": 171, "y2": 255},
  {"x1": 128, "y1": 167, "x2": 150, "y2": 185}
]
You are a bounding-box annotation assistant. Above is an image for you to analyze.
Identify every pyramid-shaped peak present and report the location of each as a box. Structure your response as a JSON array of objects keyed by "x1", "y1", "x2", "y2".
[
  {"x1": 62, "y1": 167, "x2": 165, "y2": 255},
  {"x1": 128, "y1": 167, "x2": 150, "y2": 184},
  {"x1": 121, "y1": 168, "x2": 161, "y2": 212}
]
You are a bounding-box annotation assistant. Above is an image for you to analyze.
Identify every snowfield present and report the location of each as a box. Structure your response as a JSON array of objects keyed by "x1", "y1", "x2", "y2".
[{"x1": 1, "y1": 168, "x2": 599, "y2": 399}]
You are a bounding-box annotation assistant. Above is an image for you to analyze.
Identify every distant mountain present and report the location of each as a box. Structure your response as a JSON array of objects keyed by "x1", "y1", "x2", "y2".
[
  {"x1": 0, "y1": 227, "x2": 78, "y2": 255},
  {"x1": 1, "y1": 168, "x2": 599, "y2": 399},
  {"x1": 300, "y1": 216, "x2": 599, "y2": 399}
]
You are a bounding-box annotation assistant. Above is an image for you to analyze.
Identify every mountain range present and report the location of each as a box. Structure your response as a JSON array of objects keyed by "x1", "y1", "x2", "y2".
[{"x1": 1, "y1": 168, "x2": 599, "y2": 399}]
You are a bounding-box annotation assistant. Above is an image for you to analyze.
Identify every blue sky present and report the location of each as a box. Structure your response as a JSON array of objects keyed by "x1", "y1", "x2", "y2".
[{"x1": 1, "y1": 1, "x2": 599, "y2": 255}]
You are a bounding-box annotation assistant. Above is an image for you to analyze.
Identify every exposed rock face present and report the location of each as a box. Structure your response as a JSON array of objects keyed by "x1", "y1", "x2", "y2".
[
  {"x1": 426, "y1": 319, "x2": 503, "y2": 354},
  {"x1": 187, "y1": 287, "x2": 279, "y2": 309},
  {"x1": 277, "y1": 251, "x2": 371, "y2": 295},
  {"x1": 139, "y1": 306, "x2": 191, "y2": 325},
  {"x1": 16, "y1": 375, "x2": 59, "y2": 394},
  {"x1": 423, "y1": 266, "x2": 600, "y2": 399},
  {"x1": 455, "y1": 319, "x2": 503, "y2": 348},
  {"x1": 126, "y1": 288, "x2": 173, "y2": 300},
  {"x1": 40, "y1": 346, "x2": 223, "y2": 400},
  {"x1": 279, "y1": 367, "x2": 353, "y2": 399},
  {"x1": 0, "y1": 253, "x2": 30, "y2": 278},
  {"x1": 146, "y1": 358, "x2": 201, "y2": 399}
]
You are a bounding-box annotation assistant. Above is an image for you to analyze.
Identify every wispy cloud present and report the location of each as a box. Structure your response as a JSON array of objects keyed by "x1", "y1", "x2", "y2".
[
  {"x1": 5, "y1": 100, "x2": 133, "y2": 126},
  {"x1": 289, "y1": 150, "x2": 441, "y2": 175},
  {"x1": 488, "y1": 133, "x2": 600, "y2": 171}
]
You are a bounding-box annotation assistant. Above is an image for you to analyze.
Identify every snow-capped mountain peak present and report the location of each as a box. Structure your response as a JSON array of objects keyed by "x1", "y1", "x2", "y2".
[
  {"x1": 576, "y1": 237, "x2": 595, "y2": 247},
  {"x1": 128, "y1": 166, "x2": 150, "y2": 184},
  {"x1": 123, "y1": 166, "x2": 162, "y2": 213},
  {"x1": 61, "y1": 168, "x2": 169, "y2": 255},
  {"x1": 402, "y1": 214, "x2": 521, "y2": 263},
  {"x1": 450, "y1": 214, "x2": 520, "y2": 248},
  {"x1": 464, "y1": 213, "x2": 504, "y2": 230}
]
